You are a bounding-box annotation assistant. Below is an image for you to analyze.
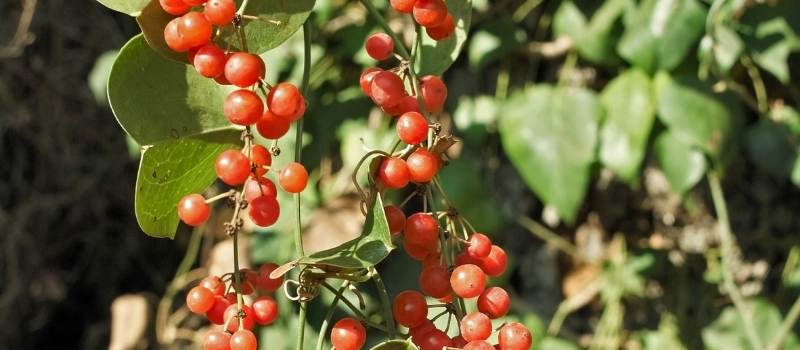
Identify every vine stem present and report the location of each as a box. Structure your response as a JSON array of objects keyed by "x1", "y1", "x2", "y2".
[
  {"x1": 316, "y1": 283, "x2": 349, "y2": 350},
  {"x1": 766, "y1": 296, "x2": 800, "y2": 350},
  {"x1": 237, "y1": 0, "x2": 251, "y2": 15},
  {"x1": 320, "y1": 283, "x2": 391, "y2": 332},
  {"x1": 370, "y1": 267, "x2": 397, "y2": 338},
  {"x1": 708, "y1": 173, "x2": 763, "y2": 350}
]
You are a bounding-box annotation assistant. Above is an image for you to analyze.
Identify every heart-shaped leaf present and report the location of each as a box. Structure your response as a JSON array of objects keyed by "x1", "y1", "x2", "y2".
[
  {"x1": 499, "y1": 85, "x2": 601, "y2": 224},
  {"x1": 554, "y1": 0, "x2": 627, "y2": 65},
  {"x1": 96, "y1": 0, "x2": 150, "y2": 16},
  {"x1": 370, "y1": 340, "x2": 418, "y2": 350},
  {"x1": 599, "y1": 69, "x2": 655, "y2": 184},
  {"x1": 415, "y1": 0, "x2": 472, "y2": 76},
  {"x1": 136, "y1": 129, "x2": 241, "y2": 238},
  {"x1": 653, "y1": 130, "x2": 707, "y2": 194},
  {"x1": 108, "y1": 34, "x2": 233, "y2": 146},
  {"x1": 738, "y1": 2, "x2": 800, "y2": 83}
]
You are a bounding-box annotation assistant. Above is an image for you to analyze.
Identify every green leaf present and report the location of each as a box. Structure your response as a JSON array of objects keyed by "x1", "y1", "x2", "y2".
[
  {"x1": 96, "y1": 0, "x2": 150, "y2": 16},
  {"x1": 574, "y1": 0, "x2": 627, "y2": 64},
  {"x1": 499, "y1": 85, "x2": 601, "y2": 223},
  {"x1": 370, "y1": 340, "x2": 418, "y2": 350},
  {"x1": 553, "y1": 1, "x2": 586, "y2": 42},
  {"x1": 438, "y1": 158, "x2": 502, "y2": 234},
  {"x1": 617, "y1": 0, "x2": 706, "y2": 72},
  {"x1": 745, "y1": 119, "x2": 798, "y2": 181},
  {"x1": 653, "y1": 130, "x2": 707, "y2": 194},
  {"x1": 467, "y1": 17, "x2": 525, "y2": 71},
  {"x1": 416, "y1": 0, "x2": 473, "y2": 76},
  {"x1": 294, "y1": 194, "x2": 394, "y2": 269},
  {"x1": 135, "y1": 129, "x2": 241, "y2": 238},
  {"x1": 738, "y1": 3, "x2": 800, "y2": 83},
  {"x1": 599, "y1": 69, "x2": 655, "y2": 183},
  {"x1": 136, "y1": 0, "x2": 188, "y2": 63},
  {"x1": 108, "y1": 34, "x2": 232, "y2": 146},
  {"x1": 654, "y1": 72, "x2": 743, "y2": 167},
  {"x1": 635, "y1": 313, "x2": 687, "y2": 350},
  {"x1": 453, "y1": 95, "x2": 498, "y2": 145},
  {"x1": 702, "y1": 298, "x2": 800, "y2": 350}
]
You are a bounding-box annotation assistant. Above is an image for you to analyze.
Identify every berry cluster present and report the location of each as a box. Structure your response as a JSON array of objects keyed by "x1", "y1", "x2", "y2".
[
  {"x1": 184, "y1": 263, "x2": 284, "y2": 350},
  {"x1": 390, "y1": 0, "x2": 456, "y2": 41}
]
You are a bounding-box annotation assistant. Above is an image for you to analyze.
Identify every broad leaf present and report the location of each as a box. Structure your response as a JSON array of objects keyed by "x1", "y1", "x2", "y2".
[
  {"x1": 738, "y1": 3, "x2": 800, "y2": 83},
  {"x1": 108, "y1": 34, "x2": 232, "y2": 145},
  {"x1": 599, "y1": 69, "x2": 655, "y2": 183},
  {"x1": 416, "y1": 0, "x2": 473, "y2": 76},
  {"x1": 653, "y1": 130, "x2": 707, "y2": 194},
  {"x1": 654, "y1": 72, "x2": 743, "y2": 167},
  {"x1": 453, "y1": 95, "x2": 498, "y2": 145},
  {"x1": 617, "y1": 0, "x2": 706, "y2": 72},
  {"x1": 499, "y1": 85, "x2": 601, "y2": 223},
  {"x1": 702, "y1": 298, "x2": 800, "y2": 350},
  {"x1": 554, "y1": 0, "x2": 626, "y2": 64},
  {"x1": 136, "y1": 0, "x2": 188, "y2": 63},
  {"x1": 370, "y1": 340, "x2": 418, "y2": 350},
  {"x1": 96, "y1": 0, "x2": 150, "y2": 16},
  {"x1": 745, "y1": 118, "x2": 800, "y2": 186},
  {"x1": 468, "y1": 17, "x2": 525, "y2": 71},
  {"x1": 135, "y1": 129, "x2": 241, "y2": 238},
  {"x1": 293, "y1": 194, "x2": 394, "y2": 269}
]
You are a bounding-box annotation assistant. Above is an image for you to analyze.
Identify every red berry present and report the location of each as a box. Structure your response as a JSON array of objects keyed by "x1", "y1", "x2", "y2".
[
  {"x1": 417, "y1": 329, "x2": 452, "y2": 350},
  {"x1": 252, "y1": 296, "x2": 279, "y2": 325},
  {"x1": 464, "y1": 341, "x2": 495, "y2": 350},
  {"x1": 384, "y1": 205, "x2": 406, "y2": 235},
  {"x1": 249, "y1": 196, "x2": 280, "y2": 227},
  {"x1": 250, "y1": 144, "x2": 271, "y2": 176},
  {"x1": 365, "y1": 33, "x2": 394, "y2": 61},
  {"x1": 451, "y1": 264, "x2": 487, "y2": 298},
  {"x1": 279, "y1": 162, "x2": 309, "y2": 193},
  {"x1": 405, "y1": 241, "x2": 435, "y2": 261},
  {"x1": 468, "y1": 233, "x2": 492, "y2": 258},
  {"x1": 193, "y1": 44, "x2": 226, "y2": 78},
  {"x1": 452, "y1": 336, "x2": 469, "y2": 348},
  {"x1": 456, "y1": 251, "x2": 483, "y2": 266},
  {"x1": 406, "y1": 148, "x2": 439, "y2": 183},
  {"x1": 206, "y1": 295, "x2": 232, "y2": 324},
  {"x1": 426, "y1": 14, "x2": 455, "y2": 41},
  {"x1": 410, "y1": 319, "x2": 436, "y2": 343},
  {"x1": 256, "y1": 110, "x2": 291, "y2": 139},
  {"x1": 498, "y1": 322, "x2": 532, "y2": 350},
  {"x1": 382, "y1": 94, "x2": 420, "y2": 116},
  {"x1": 216, "y1": 150, "x2": 250, "y2": 185},
  {"x1": 460, "y1": 311, "x2": 492, "y2": 341},
  {"x1": 390, "y1": 0, "x2": 417, "y2": 13},
  {"x1": 184, "y1": 0, "x2": 207, "y2": 6},
  {"x1": 164, "y1": 18, "x2": 191, "y2": 52},
  {"x1": 393, "y1": 290, "x2": 428, "y2": 328},
  {"x1": 267, "y1": 83, "x2": 305, "y2": 120},
  {"x1": 203, "y1": 330, "x2": 232, "y2": 350},
  {"x1": 360, "y1": 67, "x2": 383, "y2": 96},
  {"x1": 160, "y1": 0, "x2": 190, "y2": 15},
  {"x1": 204, "y1": 0, "x2": 236, "y2": 26},
  {"x1": 224, "y1": 89, "x2": 264, "y2": 125},
  {"x1": 225, "y1": 52, "x2": 265, "y2": 87},
  {"x1": 481, "y1": 245, "x2": 508, "y2": 277},
  {"x1": 177, "y1": 12, "x2": 212, "y2": 48},
  {"x1": 331, "y1": 318, "x2": 367, "y2": 350},
  {"x1": 477, "y1": 287, "x2": 510, "y2": 319},
  {"x1": 420, "y1": 75, "x2": 447, "y2": 113},
  {"x1": 240, "y1": 269, "x2": 259, "y2": 294},
  {"x1": 177, "y1": 194, "x2": 210, "y2": 226},
  {"x1": 404, "y1": 213, "x2": 439, "y2": 248},
  {"x1": 370, "y1": 71, "x2": 405, "y2": 108},
  {"x1": 200, "y1": 275, "x2": 226, "y2": 296},
  {"x1": 244, "y1": 176, "x2": 277, "y2": 202},
  {"x1": 396, "y1": 112, "x2": 428, "y2": 145},
  {"x1": 377, "y1": 157, "x2": 410, "y2": 189},
  {"x1": 230, "y1": 329, "x2": 258, "y2": 350},
  {"x1": 257, "y1": 263, "x2": 284, "y2": 291},
  {"x1": 186, "y1": 286, "x2": 215, "y2": 314},
  {"x1": 419, "y1": 263, "x2": 451, "y2": 298},
  {"x1": 413, "y1": 0, "x2": 448, "y2": 27},
  {"x1": 225, "y1": 304, "x2": 255, "y2": 332}
]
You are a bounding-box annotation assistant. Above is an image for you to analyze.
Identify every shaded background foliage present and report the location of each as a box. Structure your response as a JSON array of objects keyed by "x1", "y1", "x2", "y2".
[{"x1": 2, "y1": 0, "x2": 800, "y2": 349}]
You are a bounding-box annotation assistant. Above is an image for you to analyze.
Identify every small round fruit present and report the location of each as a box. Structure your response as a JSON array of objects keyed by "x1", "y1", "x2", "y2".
[
  {"x1": 406, "y1": 149, "x2": 439, "y2": 183},
  {"x1": 365, "y1": 33, "x2": 394, "y2": 61},
  {"x1": 331, "y1": 318, "x2": 367, "y2": 350},
  {"x1": 463, "y1": 341, "x2": 494, "y2": 350},
  {"x1": 206, "y1": 295, "x2": 232, "y2": 324},
  {"x1": 426, "y1": 14, "x2": 455, "y2": 41},
  {"x1": 160, "y1": 0, "x2": 190, "y2": 15},
  {"x1": 184, "y1": 0, "x2": 207, "y2": 6},
  {"x1": 467, "y1": 233, "x2": 492, "y2": 258},
  {"x1": 216, "y1": 150, "x2": 250, "y2": 185},
  {"x1": 416, "y1": 329, "x2": 452, "y2": 350},
  {"x1": 193, "y1": 44, "x2": 226, "y2": 78},
  {"x1": 203, "y1": 330, "x2": 232, "y2": 350},
  {"x1": 252, "y1": 296, "x2": 279, "y2": 325},
  {"x1": 419, "y1": 75, "x2": 447, "y2": 113},
  {"x1": 452, "y1": 336, "x2": 468, "y2": 348},
  {"x1": 244, "y1": 176, "x2": 278, "y2": 202},
  {"x1": 224, "y1": 52, "x2": 265, "y2": 87},
  {"x1": 250, "y1": 144, "x2": 271, "y2": 176},
  {"x1": 384, "y1": 205, "x2": 406, "y2": 235},
  {"x1": 267, "y1": 83, "x2": 305, "y2": 120},
  {"x1": 377, "y1": 157, "x2": 410, "y2": 189},
  {"x1": 419, "y1": 263, "x2": 451, "y2": 298},
  {"x1": 396, "y1": 112, "x2": 428, "y2": 145},
  {"x1": 200, "y1": 275, "x2": 226, "y2": 296},
  {"x1": 460, "y1": 311, "x2": 492, "y2": 341},
  {"x1": 224, "y1": 304, "x2": 255, "y2": 332},
  {"x1": 498, "y1": 322, "x2": 533, "y2": 350},
  {"x1": 177, "y1": 12, "x2": 212, "y2": 48},
  {"x1": 256, "y1": 110, "x2": 291, "y2": 139},
  {"x1": 370, "y1": 71, "x2": 405, "y2": 108},
  {"x1": 279, "y1": 162, "x2": 309, "y2": 193},
  {"x1": 405, "y1": 241, "x2": 435, "y2": 261},
  {"x1": 204, "y1": 0, "x2": 236, "y2": 25},
  {"x1": 481, "y1": 245, "x2": 508, "y2": 277},
  {"x1": 229, "y1": 329, "x2": 258, "y2": 350},
  {"x1": 359, "y1": 67, "x2": 383, "y2": 96},
  {"x1": 186, "y1": 286, "x2": 215, "y2": 314},
  {"x1": 390, "y1": 0, "x2": 417, "y2": 13},
  {"x1": 257, "y1": 263, "x2": 284, "y2": 291},
  {"x1": 224, "y1": 89, "x2": 264, "y2": 125},
  {"x1": 450, "y1": 264, "x2": 487, "y2": 298},
  {"x1": 249, "y1": 196, "x2": 280, "y2": 227},
  {"x1": 178, "y1": 194, "x2": 210, "y2": 226},
  {"x1": 164, "y1": 18, "x2": 191, "y2": 52},
  {"x1": 393, "y1": 290, "x2": 428, "y2": 328},
  {"x1": 404, "y1": 213, "x2": 439, "y2": 248},
  {"x1": 413, "y1": 0, "x2": 448, "y2": 27},
  {"x1": 477, "y1": 286, "x2": 510, "y2": 319}
]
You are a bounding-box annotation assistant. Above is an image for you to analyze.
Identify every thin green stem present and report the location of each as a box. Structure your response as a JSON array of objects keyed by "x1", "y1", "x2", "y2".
[
  {"x1": 370, "y1": 267, "x2": 397, "y2": 338},
  {"x1": 766, "y1": 296, "x2": 800, "y2": 350},
  {"x1": 741, "y1": 55, "x2": 769, "y2": 114},
  {"x1": 321, "y1": 283, "x2": 390, "y2": 332},
  {"x1": 237, "y1": 0, "x2": 251, "y2": 15},
  {"x1": 316, "y1": 283, "x2": 350, "y2": 350},
  {"x1": 517, "y1": 216, "x2": 580, "y2": 259}
]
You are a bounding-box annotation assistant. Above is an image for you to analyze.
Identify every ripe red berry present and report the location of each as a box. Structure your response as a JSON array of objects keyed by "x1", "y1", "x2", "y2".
[
  {"x1": 406, "y1": 148, "x2": 439, "y2": 183},
  {"x1": 267, "y1": 83, "x2": 305, "y2": 120},
  {"x1": 377, "y1": 157, "x2": 410, "y2": 189},
  {"x1": 467, "y1": 233, "x2": 492, "y2": 258},
  {"x1": 164, "y1": 18, "x2": 191, "y2": 52},
  {"x1": 279, "y1": 162, "x2": 309, "y2": 193},
  {"x1": 481, "y1": 245, "x2": 508, "y2": 277},
  {"x1": 224, "y1": 52, "x2": 265, "y2": 87},
  {"x1": 177, "y1": 12, "x2": 212, "y2": 48},
  {"x1": 420, "y1": 75, "x2": 447, "y2": 113},
  {"x1": 360, "y1": 68, "x2": 383, "y2": 96},
  {"x1": 331, "y1": 318, "x2": 367, "y2": 350},
  {"x1": 460, "y1": 311, "x2": 492, "y2": 341},
  {"x1": 365, "y1": 33, "x2": 394, "y2": 61},
  {"x1": 177, "y1": 194, "x2": 210, "y2": 226},
  {"x1": 450, "y1": 264, "x2": 487, "y2": 298},
  {"x1": 417, "y1": 329, "x2": 452, "y2": 350},
  {"x1": 193, "y1": 44, "x2": 226, "y2": 78},
  {"x1": 257, "y1": 263, "x2": 284, "y2": 291},
  {"x1": 384, "y1": 205, "x2": 406, "y2": 235},
  {"x1": 184, "y1": 0, "x2": 207, "y2": 6},
  {"x1": 204, "y1": 0, "x2": 236, "y2": 25},
  {"x1": 393, "y1": 290, "x2": 428, "y2": 328},
  {"x1": 203, "y1": 330, "x2": 232, "y2": 350},
  {"x1": 426, "y1": 14, "x2": 455, "y2": 41},
  {"x1": 230, "y1": 329, "x2": 258, "y2": 350},
  {"x1": 390, "y1": 0, "x2": 417, "y2": 13},
  {"x1": 498, "y1": 322, "x2": 532, "y2": 350},
  {"x1": 241, "y1": 269, "x2": 259, "y2": 294},
  {"x1": 249, "y1": 195, "x2": 280, "y2": 227},
  {"x1": 256, "y1": 110, "x2": 291, "y2": 139},
  {"x1": 419, "y1": 263, "x2": 451, "y2": 298},
  {"x1": 396, "y1": 112, "x2": 428, "y2": 145},
  {"x1": 370, "y1": 71, "x2": 405, "y2": 108},
  {"x1": 224, "y1": 89, "x2": 264, "y2": 125},
  {"x1": 405, "y1": 241, "x2": 435, "y2": 261},
  {"x1": 200, "y1": 275, "x2": 226, "y2": 296},
  {"x1": 206, "y1": 295, "x2": 232, "y2": 324},
  {"x1": 382, "y1": 94, "x2": 420, "y2": 116},
  {"x1": 186, "y1": 285, "x2": 215, "y2": 314},
  {"x1": 477, "y1": 286, "x2": 510, "y2": 319},
  {"x1": 244, "y1": 176, "x2": 277, "y2": 202},
  {"x1": 160, "y1": 0, "x2": 190, "y2": 15},
  {"x1": 452, "y1": 336, "x2": 468, "y2": 348},
  {"x1": 250, "y1": 144, "x2": 271, "y2": 176},
  {"x1": 225, "y1": 304, "x2": 255, "y2": 332},
  {"x1": 463, "y1": 340, "x2": 494, "y2": 350},
  {"x1": 216, "y1": 150, "x2": 250, "y2": 185},
  {"x1": 413, "y1": 0, "x2": 448, "y2": 27},
  {"x1": 404, "y1": 213, "x2": 439, "y2": 248},
  {"x1": 252, "y1": 296, "x2": 279, "y2": 325}
]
